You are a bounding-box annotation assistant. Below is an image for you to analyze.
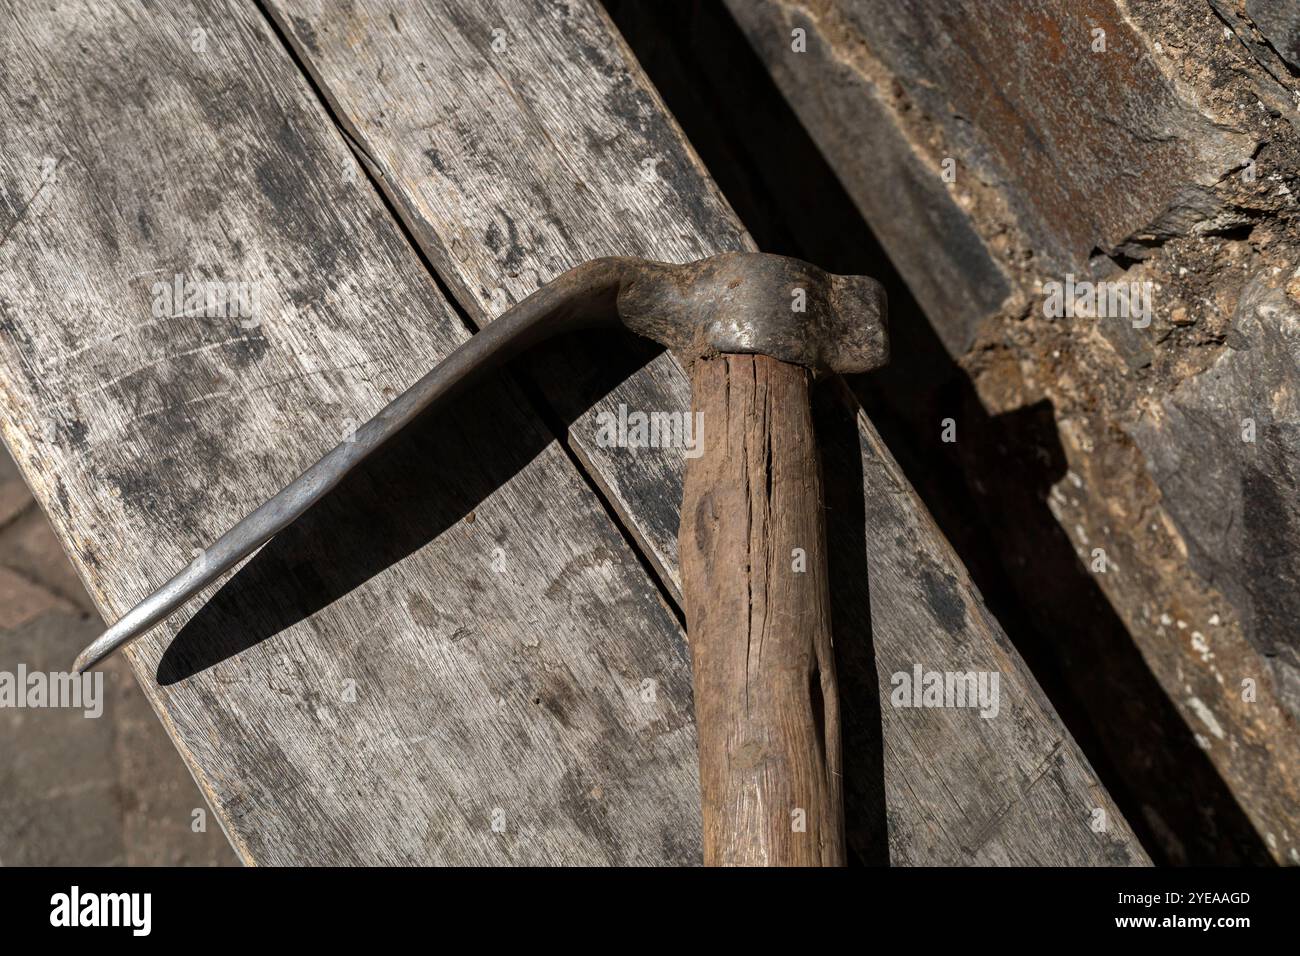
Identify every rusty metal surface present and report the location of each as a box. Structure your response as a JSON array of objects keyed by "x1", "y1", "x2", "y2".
[{"x1": 613, "y1": 252, "x2": 887, "y2": 372}]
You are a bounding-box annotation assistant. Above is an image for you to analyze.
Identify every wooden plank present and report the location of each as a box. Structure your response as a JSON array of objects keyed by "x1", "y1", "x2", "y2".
[
  {"x1": 0, "y1": 0, "x2": 701, "y2": 864},
  {"x1": 725, "y1": 0, "x2": 1300, "y2": 862},
  {"x1": 680, "y1": 354, "x2": 845, "y2": 866},
  {"x1": 725, "y1": 0, "x2": 1252, "y2": 355},
  {"x1": 274, "y1": 0, "x2": 754, "y2": 598},
  {"x1": 266, "y1": 0, "x2": 1147, "y2": 863}
]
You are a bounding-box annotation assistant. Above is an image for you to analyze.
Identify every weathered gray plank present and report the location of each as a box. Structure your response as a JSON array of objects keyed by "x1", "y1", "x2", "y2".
[
  {"x1": 275, "y1": 0, "x2": 754, "y2": 598},
  {"x1": 726, "y1": 0, "x2": 1300, "y2": 861},
  {"x1": 267, "y1": 0, "x2": 1147, "y2": 863},
  {"x1": 0, "y1": 0, "x2": 700, "y2": 864}
]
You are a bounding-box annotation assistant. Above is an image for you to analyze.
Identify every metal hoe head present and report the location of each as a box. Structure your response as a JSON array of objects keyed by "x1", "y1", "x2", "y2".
[{"x1": 73, "y1": 252, "x2": 887, "y2": 673}]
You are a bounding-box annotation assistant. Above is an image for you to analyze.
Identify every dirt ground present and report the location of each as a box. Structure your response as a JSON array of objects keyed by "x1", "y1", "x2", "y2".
[{"x1": 0, "y1": 446, "x2": 236, "y2": 866}]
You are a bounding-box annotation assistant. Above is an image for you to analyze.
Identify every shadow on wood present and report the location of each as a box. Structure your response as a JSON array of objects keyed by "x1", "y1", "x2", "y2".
[
  {"x1": 156, "y1": 316, "x2": 895, "y2": 862},
  {"x1": 158, "y1": 351, "x2": 592, "y2": 683},
  {"x1": 603, "y1": 0, "x2": 1273, "y2": 864},
  {"x1": 816, "y1": 383, "x2": 888, "y2": 865}
]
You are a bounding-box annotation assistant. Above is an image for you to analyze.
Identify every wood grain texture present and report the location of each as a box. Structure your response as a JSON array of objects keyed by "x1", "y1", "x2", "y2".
[
  {"x1": 266, "y1": 0, "x2": 1148, "y2": 863},
  {"x1": 724, "y1": 0, "x2": 1251, "y2": 354},
  {"x1": 681, "y1": 355, "x2": 843, "y2": 866},
  {"x1": 0, "y1": 0, "x2": 701, "y2": 864},
  {"x1": 269, "y1": 0, "x2": 755, "y2": 598}
]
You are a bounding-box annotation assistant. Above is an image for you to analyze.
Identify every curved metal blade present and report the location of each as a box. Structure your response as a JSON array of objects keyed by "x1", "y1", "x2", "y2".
[
  {"x1": 73, "y1": 250, "x2": 885, "y2": 674},
  {"x1": 73, "y1": 259, "x2": 630, "y2": 673}
]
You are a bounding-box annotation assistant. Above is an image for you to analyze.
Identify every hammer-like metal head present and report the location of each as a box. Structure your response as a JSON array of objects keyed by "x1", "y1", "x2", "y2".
[
  {"x1": 73, "y1": 253, "x2": 887, "y2": 673},
  {"x1": 614, "y1": 253, "x2": 887, "y2": 372}
]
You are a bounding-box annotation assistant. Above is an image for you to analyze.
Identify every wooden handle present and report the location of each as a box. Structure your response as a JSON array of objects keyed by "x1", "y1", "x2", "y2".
[{"x1": 679, "y1": 353, "x2": 845, "y2": 866}]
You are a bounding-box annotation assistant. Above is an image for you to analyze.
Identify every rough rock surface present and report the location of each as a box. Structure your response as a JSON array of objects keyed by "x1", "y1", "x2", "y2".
[
  {"x1": 1133, "y1": 276, "x2": 1300, "y2": 694},
  {"x1": 725, "y1": 0, "x2": 1300, "y2": 861}
]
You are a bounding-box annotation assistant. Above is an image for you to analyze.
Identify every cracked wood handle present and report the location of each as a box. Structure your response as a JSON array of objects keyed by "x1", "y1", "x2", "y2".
[{"x1": 679, "y1": 353, "x2": 845, "y2": 866}]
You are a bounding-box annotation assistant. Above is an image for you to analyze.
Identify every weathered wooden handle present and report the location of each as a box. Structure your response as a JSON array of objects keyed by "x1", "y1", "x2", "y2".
[{"x1": 679, "y1": 353, "x2": 845, "y2": 866}]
